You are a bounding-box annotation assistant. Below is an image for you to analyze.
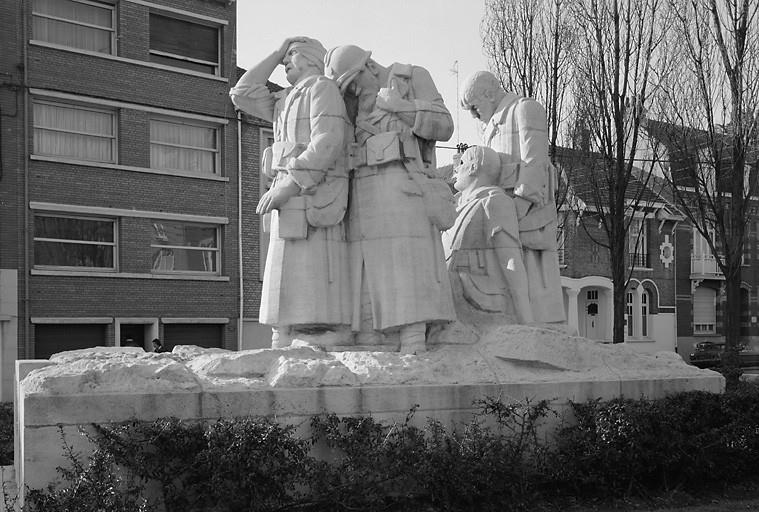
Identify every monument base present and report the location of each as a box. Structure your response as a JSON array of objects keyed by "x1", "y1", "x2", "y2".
[{"x1": 15, "y1": 325, "x2": 724, "y2": 500}]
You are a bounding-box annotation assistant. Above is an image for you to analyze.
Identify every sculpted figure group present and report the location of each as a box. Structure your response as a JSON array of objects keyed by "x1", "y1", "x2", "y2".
[{"x1": 230, "y1": 37, "x2": 564, "y2": 354}]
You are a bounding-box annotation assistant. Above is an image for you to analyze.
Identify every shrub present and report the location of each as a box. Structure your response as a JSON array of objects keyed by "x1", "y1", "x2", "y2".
[
  {"x1": 24, "y1": 428, "x2": 151, "y2": 512},
  {"x1": 553, "y1": 383, "x2": 759, "y2": 497},
  {"x1": 0, "y1": 402, "x2": 13, "y2": 466},
  {"x1": 93, "y1": 417, "x2": 310, "y2": 512},
  {"x1": 21, "y1": 383, "x2": 759, "y2": 511}
]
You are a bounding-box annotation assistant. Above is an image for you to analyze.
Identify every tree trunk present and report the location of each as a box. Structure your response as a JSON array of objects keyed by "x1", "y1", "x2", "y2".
[
  {"x1": 722, "y1": 269, "x2": 742, "y2": 389},
  {"x1": 611, "y1": 222, "x2": 627, "y2": 344}
]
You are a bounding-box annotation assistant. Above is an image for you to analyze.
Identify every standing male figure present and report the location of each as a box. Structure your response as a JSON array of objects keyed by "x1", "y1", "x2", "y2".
[
  {"x1": 459, "y1": 71, "x2": 565, "y2": 323},
  {"x1": 230, "y1": 37, "x2": 352, "y2": 347},
  {"x1": 324, "y1": 45, "x2": 456, "y2": 354}
]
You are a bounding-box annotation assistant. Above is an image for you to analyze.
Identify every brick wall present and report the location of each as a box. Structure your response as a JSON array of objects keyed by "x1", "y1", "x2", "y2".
[
  {"x1": 2, "y1": 0, "x2": 242, "y2": 356},
  {"x1": 240, "y1": 114, "x2": 268, "y2": 318}
]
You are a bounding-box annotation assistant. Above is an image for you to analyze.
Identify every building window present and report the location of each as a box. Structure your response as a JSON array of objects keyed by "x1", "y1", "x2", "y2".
[
  {"x1": 694, "y1": 286, "x2": 716, "y2": 334},
  {"x1": 34, "y1": 214, "x2": 117, "y2": 270},
  {"x1": 641, "y1": 290, "x2": 649, "y2": 337},
  {"x1": 32, "y1": 0, "x2": 115, "y2": 54},
  {"x1": 626, "y1": 291, "x2": 634, "y2": 337},
  {"x1": 628, "y1": 218, "x2": 649, "y2": 267},
  {"x1": 557, "y1": 224, "x2": 566, "y2": 266},
  {"x1": 260, "y1": 128, "x2": 275, "y2": 280},
  {"x1": 149, "y1": 14, "x2": 220, "y2": 75},
  {"x1": 33, "y1": 100, "x2": 117, "y2": 163},
  {"x1": 150, "y1": 118, "x2": 220, "y2": 175},
  {"x1": 151, "y1": 221, "x2": 219, "y2": 274}
]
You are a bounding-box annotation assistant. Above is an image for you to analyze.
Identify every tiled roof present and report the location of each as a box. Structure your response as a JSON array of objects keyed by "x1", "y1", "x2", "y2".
[{"x1": 553, "y1": 146, "x2": 668, "y2": 207}]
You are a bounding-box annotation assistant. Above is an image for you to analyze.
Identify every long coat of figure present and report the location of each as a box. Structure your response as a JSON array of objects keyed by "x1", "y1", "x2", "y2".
[
  {"x1": 230, "y1": 75, "x2": 352, "y2": 328},
  {"x1": 443, "y1": 186, "x2": 523, "y2": 324},
  {"x1": 350, "y1": 64, "x2": 456, "y2": 331},
  {"x1": 481, "y1": 93, "x2": 565, "y2": 323}
]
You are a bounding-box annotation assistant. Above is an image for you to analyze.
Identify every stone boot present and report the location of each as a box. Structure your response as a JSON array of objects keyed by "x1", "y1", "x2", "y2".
[{"x1": 399, "y1": 322, "x2": 426, "y2": 355}]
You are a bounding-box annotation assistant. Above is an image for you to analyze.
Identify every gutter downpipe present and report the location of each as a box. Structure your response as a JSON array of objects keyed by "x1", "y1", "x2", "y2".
[
  {"x1": 237, "y1": 111, "x2": 244, "y2": 350},
  {"x1": 22, "y1": 0, "x2": 30, "y2": 359}
]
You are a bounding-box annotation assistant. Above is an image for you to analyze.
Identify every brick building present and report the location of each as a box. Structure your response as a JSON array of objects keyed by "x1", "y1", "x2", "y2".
[
  {"x1": 0, "y1": 0, "x2": 248, "y2": 399},
  {"x1": 643, "y1": 120, "x2": 759, "y2": 358},
  {"x1": 555, "y1": 147, "x2": 681, "y2": 353}
]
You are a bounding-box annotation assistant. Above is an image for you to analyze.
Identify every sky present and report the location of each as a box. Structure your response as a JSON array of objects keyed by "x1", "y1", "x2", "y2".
[{"x1": 234, "y1": 0, "x2": 490, "y2": 164}]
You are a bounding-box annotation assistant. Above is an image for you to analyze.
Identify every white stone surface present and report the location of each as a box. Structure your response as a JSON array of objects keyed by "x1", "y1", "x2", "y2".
[
  {"x1": 21, "y1": 326, "x2": 710, "y2": 395},
  {"x1": 15, "y1": 327, "x2": 723, "y2": 503}
]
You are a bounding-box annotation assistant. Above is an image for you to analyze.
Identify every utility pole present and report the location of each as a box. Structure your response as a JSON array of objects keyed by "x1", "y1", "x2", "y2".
[{"x1": 450, "y1": 60, "x2": 459, "y2": 145}]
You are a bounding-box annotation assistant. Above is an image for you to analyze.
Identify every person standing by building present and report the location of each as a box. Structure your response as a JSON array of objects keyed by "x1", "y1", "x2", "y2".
[{"x1": 230, "y1": 37, "x2": 352, "y2": 347}]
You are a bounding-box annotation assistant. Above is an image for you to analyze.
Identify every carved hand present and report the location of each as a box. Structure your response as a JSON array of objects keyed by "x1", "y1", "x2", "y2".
[
  {"x1": 376, "y1": 79, "x2": 414, "y2": 115},
  {"x1": 256, "y1": 175, "x2": 301, "y2": 214},
  {"x1": 276, "y1": 36, "x2": 310, "y2": 60}
]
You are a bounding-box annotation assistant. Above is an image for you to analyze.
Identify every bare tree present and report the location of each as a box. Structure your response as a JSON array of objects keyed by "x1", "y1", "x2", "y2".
[
  {"x1": 568, "y1": 0, "x2": 670, "y2": 343},
  {"x1": 481, "y1": 0, "x2": 577, "y2": 250},
  {"x1": 652, "y1": 0, "x2": 759, "y2": 388},
  {"x1": 481, "y1": 0, "x2": 575, "y2": 157}
]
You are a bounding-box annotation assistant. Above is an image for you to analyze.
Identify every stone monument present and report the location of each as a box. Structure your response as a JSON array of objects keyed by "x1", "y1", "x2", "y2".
[
  {"x1": 12, "y1": 56, "x2": 726, "y2": 507},
  {"x1": 230, "y1": 37, "x2": 352, "y2": 348},
  {"x1": 459, "y1": 71, "x2": 565, "y2": 323},
  {"x1": 323, "y1": 45, "x2": 457, "y2": 354},
  {"x1": 442, "y1": 146, "x2": 533, "y2": 326}
]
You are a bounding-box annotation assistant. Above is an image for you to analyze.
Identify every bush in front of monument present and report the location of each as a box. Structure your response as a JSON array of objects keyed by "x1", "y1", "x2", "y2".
[{"x1": 20, "y1": 382, "x2": 759, "y2": 512}]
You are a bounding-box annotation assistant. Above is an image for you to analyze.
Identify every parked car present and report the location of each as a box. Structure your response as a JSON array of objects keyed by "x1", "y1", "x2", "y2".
[{"x1": 689, "y1": 341, "x2": 759, "y2": 369}]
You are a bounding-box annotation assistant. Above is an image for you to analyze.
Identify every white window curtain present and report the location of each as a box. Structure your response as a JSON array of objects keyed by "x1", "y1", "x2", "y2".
[
  {"x1": 32, "y1": 0, "x2": 114, "y2": 54},
  {"x1": 151, "y1": 221, "x2": 219, "y2": 273},
  {"x1": 150, "y1": 119, "x2": 218, "y2": 174},
  {"x1": 694, "y1": 286, "x2": 717, "y2": 333},
  {"x1": 33, "y1": 101, "x2": 115, "y2": 162}
]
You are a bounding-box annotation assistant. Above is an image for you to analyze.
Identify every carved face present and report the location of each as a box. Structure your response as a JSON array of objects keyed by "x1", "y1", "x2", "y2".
[
  {"x1": 464, "y1": 93, "x2": 496, "y2": 123},
  {"x1": 283, "y1": 47, "x2": 313, "y2": 85},
  {"x1": 453, "y1": 155, "x2": 477, "y2": 192}
]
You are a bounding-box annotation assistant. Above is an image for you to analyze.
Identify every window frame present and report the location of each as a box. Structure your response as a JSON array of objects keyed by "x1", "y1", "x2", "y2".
[
  {"x1": 31, "y1": 0, "x2": 116, "y2": 55},
  {"x1": 33, "y1": 213, "x2": 118, "y2": 271},
  {"x1": 625, "y1": 291, "x2": 635, "y2": 337},
  {"x1": 149, "y1": 115, "x2": 221, "y2": 175},
  {"x1": 556, "y1": 224, "x2": 566, "y2": 266},
  {"x1": 147, "y1": 11, "x2": 221, "y2": 76},
  {"x1": 150, "y1": 220, "x2": 221, "y2": 276},
  {"x1": 32, "y1": 98, "x2": 118, "y2": 163},
  {"x1": 628, "y1": 217, "x2": 650, "y2": 268},
  {"x1": 693, "y1": 285, "x2": 717, "y2": 335},
  {"x1": 259, "y1": 127, "x2": 275, "y2": 280}
]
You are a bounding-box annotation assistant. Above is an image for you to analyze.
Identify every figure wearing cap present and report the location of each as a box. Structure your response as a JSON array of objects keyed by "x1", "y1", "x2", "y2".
[
  {"x1": 459, "y1": 71, "x2": 565, "y2": 324},
  {"x1": 230, "y1": 37, "x2": 352, "y2": 347},
  {"x1": 442, "y1": 146, "x2": 533, "y2": 326},
  {"x1": 324, "y1": 45, "x2": 456, "y2": 354}
]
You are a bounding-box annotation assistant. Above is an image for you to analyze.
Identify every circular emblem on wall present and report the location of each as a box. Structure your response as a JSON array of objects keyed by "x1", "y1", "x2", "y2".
[{"x1": 659, "y1": 235, "x2": 674, "y2": 268}]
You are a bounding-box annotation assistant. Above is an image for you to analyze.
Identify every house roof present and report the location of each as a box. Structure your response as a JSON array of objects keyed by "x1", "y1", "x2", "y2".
[
  {"x1": 642, "y1": 118, "x2": 750, "y2": 190},
  {"x1": 553, "y1": 146, "x2": 669, "y2": 208}
]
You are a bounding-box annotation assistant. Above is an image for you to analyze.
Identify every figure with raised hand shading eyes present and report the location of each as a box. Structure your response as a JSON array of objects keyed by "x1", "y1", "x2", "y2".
[{"x1": 230, "y1": 37, "x2": 352, "y2": 348}]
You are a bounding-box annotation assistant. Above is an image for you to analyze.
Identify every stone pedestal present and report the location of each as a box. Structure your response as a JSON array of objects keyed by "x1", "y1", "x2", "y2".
[{"x1": 14, "y1": 326, "x2": 724, "y2": 503}]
